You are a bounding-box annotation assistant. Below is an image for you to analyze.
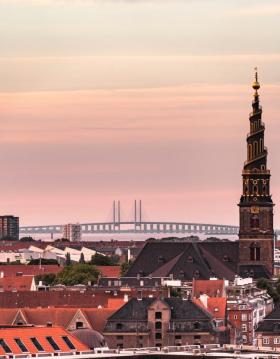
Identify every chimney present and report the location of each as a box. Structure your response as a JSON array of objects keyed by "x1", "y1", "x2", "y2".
[{"x1": 47, "y1": 322, "x2": 53, "y2": 327}]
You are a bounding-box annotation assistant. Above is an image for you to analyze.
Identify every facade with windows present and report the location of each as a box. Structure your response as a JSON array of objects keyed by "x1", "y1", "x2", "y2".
[
  {"x1": 256, "y1": 306, "x2": 280, "y2": 349},
  {"x1": 104, "y1": 297, "x2": 228, "y2": 349},
  {"x1": 0, "y1": 215, "x2": 19, "y2": 241},
  {"x1": 63, "y1": 223, "x2": 82, "y2": 242}
]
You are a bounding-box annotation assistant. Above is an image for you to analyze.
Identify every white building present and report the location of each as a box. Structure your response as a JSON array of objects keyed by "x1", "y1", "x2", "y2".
[{"x1": 63, "y1": 223, "x2": 82, "y2": 242}]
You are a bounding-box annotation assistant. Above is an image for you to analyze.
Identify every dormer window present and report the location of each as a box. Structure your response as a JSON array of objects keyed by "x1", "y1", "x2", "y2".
[
  {"x1": 194, "y1": 270, "x2": 200, "y2": 279},
  {"x1": 223, "y1": 255, "x2": 229, "y2": 262},
  {"x1": 187, "y1": 256, "x2": 193, "y2": 263},
  {"x1": 158, "y1": 256, "x2": 165, "y2": 264}
]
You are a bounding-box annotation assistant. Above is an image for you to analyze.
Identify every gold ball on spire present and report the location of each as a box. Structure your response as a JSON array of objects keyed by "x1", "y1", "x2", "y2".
[{"x1": 252, "y1": 67, "x2": 260, "y2": 90}]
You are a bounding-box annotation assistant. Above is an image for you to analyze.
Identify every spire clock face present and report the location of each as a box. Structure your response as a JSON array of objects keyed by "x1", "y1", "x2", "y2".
[{"x1": 250, "y1": 206, "x2": 260, "y2": 214}]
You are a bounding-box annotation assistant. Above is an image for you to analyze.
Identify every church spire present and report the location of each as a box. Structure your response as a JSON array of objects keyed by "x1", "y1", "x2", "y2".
[
  {"x1": 252, "y1": 67, "x2": 260, "y2": 111},
  {"x1": 238, "y1": 70, "x2": 274, "y2": 277}
]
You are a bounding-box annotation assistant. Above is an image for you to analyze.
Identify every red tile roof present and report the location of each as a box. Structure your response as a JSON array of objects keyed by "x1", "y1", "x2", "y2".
[
  {"x1": 194, "y1": 297, "x2": 227, "y2": 319},
  {"x1": 192, "y1": 279, "x2": 226, "y2": 298},
  {"x1": 0, "y1": 276, "x2": 34, "y2": 292},
  {"x1": 0, "y1": 308, "x2": 117, "y2": 333},
  {"x1": 0, "y1": 265, "x2": 62, "y2": 277},
  {"x1": 96, "y1": 266, "x2": 120, "y2": 278},
  {"x1": 0, "y1": 326, "x2": 89, "y2": 355}
]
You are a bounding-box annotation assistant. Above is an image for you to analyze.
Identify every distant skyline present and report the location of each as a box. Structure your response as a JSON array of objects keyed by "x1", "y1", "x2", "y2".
[{"x1": 1, "y1": 0, "x2": 280, "y2": 227}]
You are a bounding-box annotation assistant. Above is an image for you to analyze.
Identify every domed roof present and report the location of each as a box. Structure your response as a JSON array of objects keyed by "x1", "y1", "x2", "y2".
[{"x1": 72, "y1": 328, "x2": 106, "y2": 349}]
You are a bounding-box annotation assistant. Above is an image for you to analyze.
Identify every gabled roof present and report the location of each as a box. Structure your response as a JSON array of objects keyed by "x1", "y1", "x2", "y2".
[
  {"x1": 194, "y1": 297, "x2": 227, "y2": 320},
  {"x1": 0, "y1": 276, "x2": 35, "y2": 292},
  {"x1": 107, "y1": 297, "x2": 213, "y2": 322},
  {"x1": 126, "y1": 241, "x2": 239, "y2": 280},
  {"x1": 96, "y1": 266, "x2": 121, "y2": 278},
  {"x1": 0, "y1": 326, "x2": 88, "y2": 355},
  {"x1": 0, "y1": 308, "x2": 116, "y2": 333},
  {"x1": 0, "y1": 290, "x2": 109, "y2": 308},
  {"x1": 0, "y1": 265, "x2": 62, "y2": 277},
  {"x1": 256, "y1": 305, "x2": 280, "y2": 333},
  {"x1": 192, "y1": 279, "x2": 225, "y2": 298},
  {"x1": 239, "y1": 264, "x2": 271, "y2": 279}
]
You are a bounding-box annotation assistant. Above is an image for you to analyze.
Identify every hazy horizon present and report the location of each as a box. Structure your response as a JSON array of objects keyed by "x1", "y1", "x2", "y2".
[{"x1": 1, "y1": 0, "x2": 280, "y2": 227}]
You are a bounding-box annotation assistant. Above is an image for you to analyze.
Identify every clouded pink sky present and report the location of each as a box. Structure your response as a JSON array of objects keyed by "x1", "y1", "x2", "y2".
[{"x1": 1, "y1": 1, "x2": 280, "y2": 228}]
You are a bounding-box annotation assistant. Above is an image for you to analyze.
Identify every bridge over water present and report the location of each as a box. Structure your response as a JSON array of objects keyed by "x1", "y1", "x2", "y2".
[
  {"x1": 20, "y1": 221, "x2": 239, "y2": 236},
  {"x1": 19, "y1": 200, "x2": 278, "y2": 236}
]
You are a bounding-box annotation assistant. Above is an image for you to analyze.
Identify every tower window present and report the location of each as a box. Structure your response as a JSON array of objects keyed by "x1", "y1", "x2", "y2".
[
  {"x1": 250, "y1": 214, "x2": 259, "y2": 229},
  {"x1": 155, "y1": 312, "x2": 162, "y2": 320},
  {"x1": 250, "y1": 242, "x2": 261, "y2": 261}
]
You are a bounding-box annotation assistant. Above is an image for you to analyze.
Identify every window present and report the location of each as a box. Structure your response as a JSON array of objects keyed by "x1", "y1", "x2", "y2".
[
  {"x1": 155, "y1": 333, "x2": 162, "y2": 340},
  {"x1": 31, "y1": 337, "x2": 44, "y2": 352},
  {"x1": 46, "y1": 336, "x2": 60, "y2": 351},
  {"x1": 15, "y1": 338, "x2": 28, "y2": 353},
  {"x1": 250, "y1": 242, "x2": 260, "y2": 261},
  {"x1": 116, "y1": 323, "x2": 123, "y2": 330},
  {"x1": 116, "y1": 336, "x2": 123, "y2": 340},
  {"x1": 61, "y1": 336, "x2": 76, "y2": 350},
  {"x1": 117, "y1": 343, "x2": 123, "y2": 349},
  {"x1": 76, "y1": 321, "x2": 84, "y2": 329},
  {"x1": 274, "y1": 338, "x2": 280, "y2": 344},
  {"x1": 155, "y1": 322, "x2": 162, "y2": 330},
  {"x1": 263, "y1": 337, "x2": 269, "y2": 345},
  {"x1": 155, "y1": 312, "x2": 162, "y2": 320},
  {"x1": 241, "y1": 314, "x2": 247, "y2": 321},
  {"x1": 0, "y1": 339, "x2": 12, "y2": 353},
  {"x1": 233, "y1": 315, "x2": 238, "y2": 320},
  {"x1": 175, "y1": 335, "x2": 181, "y2": 340},
  {"x1": 242, "y1": 324, "x2": 247, "y2": 332},
  {"x1": 193, "y1": 322, "x2": 200, "y2": 330},
  {"x1": 242, "y1": 335, "x2": 247, "y2": 343}
]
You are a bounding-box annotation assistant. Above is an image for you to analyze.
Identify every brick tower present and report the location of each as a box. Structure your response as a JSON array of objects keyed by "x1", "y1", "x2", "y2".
[{"x1": 238, "y1": 69, "x2": 274, "y2": 277}]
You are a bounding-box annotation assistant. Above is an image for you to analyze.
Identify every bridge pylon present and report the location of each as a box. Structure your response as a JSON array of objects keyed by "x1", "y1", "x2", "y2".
[
  {"x1": 134, "y1": 200, "x2": 142, "y2": 232},
  {"x1": 113, "y1": 200, "x2": 121, "y2": 229}
]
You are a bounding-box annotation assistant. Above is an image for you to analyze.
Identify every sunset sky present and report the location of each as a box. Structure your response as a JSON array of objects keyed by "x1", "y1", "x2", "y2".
[{"x1": 1, "y1": 0, "x2": 280, "y2": 227}]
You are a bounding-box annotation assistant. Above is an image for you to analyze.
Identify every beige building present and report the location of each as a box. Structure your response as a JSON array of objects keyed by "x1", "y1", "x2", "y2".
[{"x1": 63, "y1": 224, "x2": 82, "y2": 242}]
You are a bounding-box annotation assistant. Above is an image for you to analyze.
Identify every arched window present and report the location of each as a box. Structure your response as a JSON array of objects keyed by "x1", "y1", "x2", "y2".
[
  {"x1": 248, "y1": 144, "x2": 252, "y2": 160},
  {"x1": 250, "y1": 242, "x2": 260, "y2": 261},
  {"x1": 253, "y1": 141, "x2": 258, "y2": 156},
  {"x1": 260, "y1": 138, "x2": 263, "y2": 153}
]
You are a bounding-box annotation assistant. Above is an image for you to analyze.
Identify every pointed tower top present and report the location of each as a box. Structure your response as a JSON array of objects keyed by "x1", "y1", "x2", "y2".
[{"x1": 252, "y1": 67, "x2": 260, "y2": 91}]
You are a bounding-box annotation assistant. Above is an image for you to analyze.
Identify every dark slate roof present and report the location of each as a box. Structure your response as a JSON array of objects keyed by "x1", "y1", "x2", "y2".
[
  {"x1": 107, "y1": 297, "x2": 212, "y2": 322},
  {"x1": 126, "y1": 241, "x2": 239, "y2": 281},
  {"x1": 107, "y1": 298, "x2": 154, "y2": 321},
  {"x1": 164, "y1": 298, "x2": 212, "y2": 320},
  {"x1": 256, "y1": 305, "x2": 280, "y2": 333},
  {"x1": 238, "y1": 265, "x2": 271, "y2": 279}
]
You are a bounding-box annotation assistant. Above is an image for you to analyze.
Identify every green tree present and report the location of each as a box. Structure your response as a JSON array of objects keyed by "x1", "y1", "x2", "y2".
[
  {"x1": 20, "y1": 236, "x2": 35, "y2": 242},
  {"x1": 79, "y1": 252, "x2": 85, "y2": 264},
  {"x1": 65, "y1": 252, "x2": 71, "y2": 266},
  {"x1": 120, "y1": 260, "x2": 133, "y2": 276},
  {"x1": 55, "y1": 264, "x2": 100, "y2": 286},
  {"x1": 35, "y1": 273, "x2": 57, "y2": 286},
  {"x1": 90, "y1": 253, "x2": 115, "y2": 266},
  {"x1": 257, "y1": 278, "x2": 280, "y2": 302}
]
